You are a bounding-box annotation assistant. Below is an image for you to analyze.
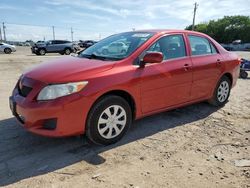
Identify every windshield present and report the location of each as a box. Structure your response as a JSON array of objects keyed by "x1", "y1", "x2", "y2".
[{"x1": 79, "y1": 32, "x2": 154, "y2": 61}]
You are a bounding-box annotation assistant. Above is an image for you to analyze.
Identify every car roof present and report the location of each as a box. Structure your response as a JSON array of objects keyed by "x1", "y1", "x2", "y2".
[{"x1": 129, "y1": 29, "x2": 206, "y2": 36}]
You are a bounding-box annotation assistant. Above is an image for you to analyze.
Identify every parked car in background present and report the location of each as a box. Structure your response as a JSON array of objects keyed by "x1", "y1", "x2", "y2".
[
  {"x1": 101, "y1": 41, "x2": 128, "y2": 55},
  {"x1": 73, "y1": 42, "x2": 81, "y2": 52},
  {"x1": 36, "y1": 41, "x2": 45, "y2": 44},
  {"x1": 10, "y1": 30, "x2": 240, "y2": 145},
  {"x1": 78, "y1": 40, "x2": 97, "y2": 48},
  {"x1": 239, "y1": 58, "x2": 250, "y2": 79},
  {"x1": 0, "y1": 42, "x2": 16, "y2": 54},
  {"x1": 31, "y1": 40, "x2": 75, "y2": 55}
]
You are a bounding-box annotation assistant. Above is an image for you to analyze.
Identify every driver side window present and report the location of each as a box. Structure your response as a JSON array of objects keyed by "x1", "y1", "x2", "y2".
[{"x1": 147, "y1": 35, "x2": 187, "y2": 60}]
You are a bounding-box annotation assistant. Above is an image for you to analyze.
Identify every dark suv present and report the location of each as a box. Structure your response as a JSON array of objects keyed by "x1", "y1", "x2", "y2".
[{"x1": 31, "y1": 40, "x2": 75, "y2": 55}]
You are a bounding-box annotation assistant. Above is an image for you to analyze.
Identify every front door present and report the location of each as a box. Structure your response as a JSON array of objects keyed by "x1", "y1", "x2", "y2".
[{"x1": 139, "y1": 34, "x2": 193, "y2": 114}]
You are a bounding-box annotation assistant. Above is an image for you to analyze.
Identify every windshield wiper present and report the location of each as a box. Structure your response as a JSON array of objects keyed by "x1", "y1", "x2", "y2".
[
  {"x1": 80, "y1": 53, "x2": 105, "y2": 60},
  {"x1": 80, "y1": 53, "x2": 123, "y2": 61}
]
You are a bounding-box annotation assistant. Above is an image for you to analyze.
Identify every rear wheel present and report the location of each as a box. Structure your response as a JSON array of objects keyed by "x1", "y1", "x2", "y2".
[
  {"x1": 4, "y1": 48, "x2": 12, "y2": 54},
  {"x1": 86, "y1": 95, "x2": 132, "y2": 145},
  {"x1": 209, "y1": 76, "x2": 231, "y2": 106},
  {"x1": 64, "y1": 48, "x2": 71, "y2": 55}
]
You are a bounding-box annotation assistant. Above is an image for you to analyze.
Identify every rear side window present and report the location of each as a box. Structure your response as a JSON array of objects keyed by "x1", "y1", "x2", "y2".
[
  {"x1": 188, "y1": 35, "x2": 218, "y2": 56},
  {"x1": 147, "y1": 34, "x2": 187, "y2": 60}
]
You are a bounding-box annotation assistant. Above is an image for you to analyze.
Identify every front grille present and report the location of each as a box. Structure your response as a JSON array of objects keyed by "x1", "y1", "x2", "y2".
[{"x1": 18, "y1": 83, "x2": 32, "y2": 97}]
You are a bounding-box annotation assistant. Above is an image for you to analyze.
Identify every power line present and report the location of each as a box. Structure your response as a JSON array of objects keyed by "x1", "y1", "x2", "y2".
[
  {"x1": 0, "y1": 26, "x2": 2, "y2": 41},
  {"x1": 71, "y1": 27, "x2": 74, "y2": 42},
  {"x1": 192, "y1": 2, "x2": 198, "y2": 31}
]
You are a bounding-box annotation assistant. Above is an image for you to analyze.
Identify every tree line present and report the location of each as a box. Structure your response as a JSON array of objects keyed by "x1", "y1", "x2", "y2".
[{"x1": 185, "y1": 15, "x2": 250, "y2": 44}]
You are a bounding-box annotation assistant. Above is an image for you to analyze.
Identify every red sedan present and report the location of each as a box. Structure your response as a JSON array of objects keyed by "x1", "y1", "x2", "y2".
[{"x1": 9, "y1": 30, "x2": 240, "y2": 145}]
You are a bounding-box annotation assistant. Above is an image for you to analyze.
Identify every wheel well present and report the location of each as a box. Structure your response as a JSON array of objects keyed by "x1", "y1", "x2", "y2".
[
  {"x1": 39, "y1": 48, "x2": 46, "y2": 51},
  {"x1": 98, "y1": 90, "x2": 136, "y2": 120},
  {"x1": 64, "y1": 47, "x2": 71, "y2": 51},
  {"x1": 223, "y1": 73, "x2": 233, "y2": 86}
]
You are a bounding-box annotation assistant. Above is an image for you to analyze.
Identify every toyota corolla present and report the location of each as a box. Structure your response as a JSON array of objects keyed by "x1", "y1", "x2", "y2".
[{"x1": 9, "y1": 30, "x2": 240, "y2": 145}]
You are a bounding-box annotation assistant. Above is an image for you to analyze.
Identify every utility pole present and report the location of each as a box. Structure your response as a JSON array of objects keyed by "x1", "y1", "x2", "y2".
[
  {"x1": 192, "y1": 2, "x2": 198, "y2": 31},
  {"x1": 0, "y1": 26, "x2": 2, "y2": 41},
  {"x1": 71, "y1": 27, "x2": 73, "y2": 42},
  {"x1": 3, "y1": 22, "x2": 6, "y2": 41},
  {"x1": 52, "y1": 26, "x2": 55, "y2": 40}
]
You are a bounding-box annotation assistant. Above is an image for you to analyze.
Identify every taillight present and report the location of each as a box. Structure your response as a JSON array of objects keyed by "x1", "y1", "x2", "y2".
[{"x1": 237, "y1": 58, "x2": 242, "y2": 65}]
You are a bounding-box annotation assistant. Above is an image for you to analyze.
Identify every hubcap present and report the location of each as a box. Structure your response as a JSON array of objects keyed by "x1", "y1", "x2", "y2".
[
  {"x1": 97, "y1": 105, "x2": 127, "y2": 139},
  {"x1": 40, "y1": 50, "x2": 45, "y2": 55},
  {"x1": 217, "y1": 81, "x2": 229, "y2": 102}
]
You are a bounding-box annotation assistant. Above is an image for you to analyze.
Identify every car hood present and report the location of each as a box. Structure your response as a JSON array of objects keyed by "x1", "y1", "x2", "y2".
[{"x1": 24, "y1": 56, "x2": 115, "y2": 83}]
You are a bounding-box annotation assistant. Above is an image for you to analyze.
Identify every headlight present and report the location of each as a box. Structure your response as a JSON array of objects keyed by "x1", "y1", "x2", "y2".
[{"x1": 37, "y1": 81, "x2": 88, "y2": 101}]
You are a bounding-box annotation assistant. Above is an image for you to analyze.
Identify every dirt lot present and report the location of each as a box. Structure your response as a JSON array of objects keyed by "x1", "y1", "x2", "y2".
[{"x1": 0, "y1": 47, "x2": 249, "y2": 188}]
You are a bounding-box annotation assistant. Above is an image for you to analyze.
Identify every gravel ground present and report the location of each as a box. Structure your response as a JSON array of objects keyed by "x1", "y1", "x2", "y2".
[{"x1": 0, "y1": 47, "x2": 249, "y2": 188}]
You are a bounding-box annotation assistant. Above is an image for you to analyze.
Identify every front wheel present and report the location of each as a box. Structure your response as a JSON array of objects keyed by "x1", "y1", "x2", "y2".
[
  {"x1": 39, "y1": 48, "x2": 46, "y2": 55},
  {"x1": 240, "y1": 70, "x2": 248, "y2": 79},
  {"x1": 209, "y1": 76, "x2": 231, "y2": 106},
  {"x1": 86, "y1": 95, "x2": 132, "y2": 145},
  {"x1": 4, "y1": 48, "x2": 12, "y2": 54}
]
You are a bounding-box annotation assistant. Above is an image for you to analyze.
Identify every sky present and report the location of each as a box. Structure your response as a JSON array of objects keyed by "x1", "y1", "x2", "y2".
[{"x1": 0, "y1": 0, "x2": 250, "y2": 41}]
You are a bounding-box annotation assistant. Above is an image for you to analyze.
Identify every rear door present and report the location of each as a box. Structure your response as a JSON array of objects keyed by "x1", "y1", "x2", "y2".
[
  {"x1": 139, "y1": 34, "x2": 193, "y2": 113},
  {"x1": 187, "y1": 35, "x2": 223, "y2": 100}
]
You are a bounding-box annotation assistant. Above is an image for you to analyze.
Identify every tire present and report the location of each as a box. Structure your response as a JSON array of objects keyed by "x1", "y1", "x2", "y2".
[
  {"x1": 86, "y1": 95, "x2": 132, "y2": 145},
  {"x1": 64, "y1": 48, "x2": 71, "y2": 55},
  {"x1": 209, "y1": 76, "x2": 231, "y2": 107},
  {"x1": 240, "y1": 70, "x2": 248, "y2": 79},
  {"x1": 59, "y1": 52, "x2": 64, "y2": 55},
  {"x1": 4, "y1": 48, "x2": 12, "y2": 54},
  {"x1": 39, "y1": 48, "x2": 46, "y2": 55}
]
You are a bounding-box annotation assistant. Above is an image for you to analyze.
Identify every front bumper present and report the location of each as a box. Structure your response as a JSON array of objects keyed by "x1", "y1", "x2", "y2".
[
  {"x1": 31, "y1": 47, "x2": 38, "y2": 54},
  {"x1": 9, "y1": 77, "x2": 93, "y2": 137}
]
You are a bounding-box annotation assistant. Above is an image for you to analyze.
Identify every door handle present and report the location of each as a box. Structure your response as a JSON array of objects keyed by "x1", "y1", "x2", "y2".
[
  {"x1": 216, "y1": 59, "x2": 222, "y2": 65},
  {"x1": 184, "y1": 64, "x2": 191, "y2": 71}
]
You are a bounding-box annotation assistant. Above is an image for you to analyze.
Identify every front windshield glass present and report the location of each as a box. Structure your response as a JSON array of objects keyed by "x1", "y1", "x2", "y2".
[{"x1": 79, "y1": 32, "x2": 154, "y2": 61}]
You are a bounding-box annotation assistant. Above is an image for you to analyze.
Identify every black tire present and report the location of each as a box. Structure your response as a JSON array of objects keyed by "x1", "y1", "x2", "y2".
[
  {"x1": 240, "y1": 70, "x2": 248, "y2": 79},
  {"x1": 64, "y1": 48, "x2": 71, "y2": 55},
  {"x1": 86, "y1": 95, "x2": 132, "y2": 145},
  {"x1": 209, "y1": 76, "x2": 231, "y2": 107},
  {"x1": 59, "y1": 52, "x2": 64, "y2": 55},
  {"x1": 4, "y1": 48, "x2": 12, "y2": 54},
  {"x1": 39, "y1": 48, "x2": 46, "y2": 55}
]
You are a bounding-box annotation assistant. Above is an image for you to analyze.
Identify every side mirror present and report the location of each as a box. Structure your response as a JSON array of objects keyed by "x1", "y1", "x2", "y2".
[{"x1": 140, "y1": 52, "x2": 163, "y2": 67}]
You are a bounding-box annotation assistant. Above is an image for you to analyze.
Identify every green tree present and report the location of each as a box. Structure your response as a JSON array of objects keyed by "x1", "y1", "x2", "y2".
[{"x1": 185, "y1": 15, "x2": 250, "y2": 43}]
